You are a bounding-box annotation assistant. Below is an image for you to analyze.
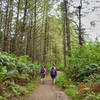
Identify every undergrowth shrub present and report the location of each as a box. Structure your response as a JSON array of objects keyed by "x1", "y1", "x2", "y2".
[
  {"x1": 11, "y1": 84, "x2": 28, "y2": 96},
  {"x1": 65, "y1": 88, "x2": 79, "y2": 100},
  {"x1": 57, "y1": 43, "x2": 100, "y2": 100},
  {"x1": 0, "y1": 52, "x2": 40, "y2": 99},
  {"x1": 66, "y1": 44, "x2": 100, "y2": 82},
  {"x1": 56, "y1": 61, "x2": 64, "y2": 71},
  {"x1": 56, "y1": 74, "x2": 79, "y2": 99},
  {"x1": 56, "y1": 74, "x2": 67, "y2": 88}
]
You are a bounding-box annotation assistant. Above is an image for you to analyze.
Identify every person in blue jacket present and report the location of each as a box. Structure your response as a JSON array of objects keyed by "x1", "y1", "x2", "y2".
[{"x1": 50, "y1": 65, "x2": 57, "y2": 85}]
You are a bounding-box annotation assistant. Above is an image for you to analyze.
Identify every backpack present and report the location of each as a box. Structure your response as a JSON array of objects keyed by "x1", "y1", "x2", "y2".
[
  {"x1": 51, "y1": 68, "x2": 56, "y2": 76},
  {"x1": 41, "y1": 67, "x2": 45, "y2": 73}
]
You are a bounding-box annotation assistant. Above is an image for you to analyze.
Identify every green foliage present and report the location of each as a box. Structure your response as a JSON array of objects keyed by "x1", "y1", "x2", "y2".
[
  {"x1": 0, "y1": 54, "x2": 16, "y2": 71},
  {"x1": 0, "y1": 52, "x2": 40, "y2": 99},
  {"x1": 82, "y1": 92, "x2": 100, "y2": 100},
  {"x1": 11, "y1": 85, "x2": 28, "y2": 96},
  {"x1": 0, "y1": 96, "x2": 6, "y2": 100},
  {"x1": 0, "y1": 52, "x2": 40, "y2": 81},
  {"x1": 0, "y1": 92, "x2": 11, "y2": 100},
  {"x1": 66, "y1": 44, "x2": 100, "y2": 82},
  {"x1": 18, "y1": 55, "x2": 32, "y2": 63},
  {"x1": 65, "y1": 88, "x2": 79, "y2": 100},
  {"x1": 56, "y1": 74, "x2": 79, "y2": 100},
  {"x1": 2, "y1": 92, "x2": 10, "y2": 99},
  {"x1": 56, "y1": 61, "x2": 64, "y2": 71},
  {"x1": 56, "y1": 74, "x2": 68, "y2": 88},
  {"x1": 56, "y1": 43, "x2": 100, "y2": 100},
  {"x1": 56, "y1": 74, "x2": 78, "y2": 88},
  {"x1": 0, "y1": 67, "x2": 7, "y2": 83}
]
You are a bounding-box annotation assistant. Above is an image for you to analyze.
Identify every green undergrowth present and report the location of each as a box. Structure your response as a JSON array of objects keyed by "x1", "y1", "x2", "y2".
[
  {"x1": 0, "y1": 52, "x2": 41, "y2": 100},
  {"x1": 66, "y1": 44, "x2": 100, "y2": 82},
  {"x1": 56, "y1": 44, "x2": 100, "y2": 100},
  {"x1": 56, "y1": 74, "x2": 80, "y2": 100},
  {"x1": 56, "y1": 73, "x2": 100, "y2": 100},
  {"x1": 0, "y1": 76, "x2": 40, "y2": 100},
  {"x1": 56, "y1": 62, "x2": 64, "y2": 71},
  {"x1": 16, "y1": 77, "x2": 40, "y2": 100},
  {"x1": 11, "y1": 77, "x2": 40, "y2": 96}
]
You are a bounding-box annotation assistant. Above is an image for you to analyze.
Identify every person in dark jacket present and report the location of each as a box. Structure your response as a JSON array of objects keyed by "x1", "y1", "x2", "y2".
[
  {"x1": 40, "y1": 65, "x2": 46, "y2": 84},
  {"x1": 50, "y1": 65, "x2": 57, "y2": 85}
]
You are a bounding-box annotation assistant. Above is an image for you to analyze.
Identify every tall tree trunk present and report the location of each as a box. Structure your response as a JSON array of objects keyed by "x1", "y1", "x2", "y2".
[
  {"x1": 39, "y1": 5, "x2": 45, "y2": 63},
  {"x1": 43, "y1": 1, "x2": 48, "y2": 63},
  {"x1": 66, "y1": 18, "x2": 71, "y2": 56},
  {"x1": 3, "y1": 0, "x2": 13, "y2": 52},
  {"x1": 54, "y1": 43, "x2": 57, "y2": 65},
  {"x1": 7, "y1": 0, "x2": 13, "y2": 52},
  {"x1": 19, "y1": 0, "x2": 27, "y2": 55},
  {"x1": 14, "y1": 0, "x2": 20, "y2": 55},
  {"x1": 0, "y1": 1, "x2": 3, "y2": 49},
  {"x1": 27, "y1": 17, "x2": 33, "y2": 57},
  {"x1": 63, "y1": 16, "x2": 66, "y2": 68},
  {"x1": 64, "y1": 0, "x2": 71, "y2": 57},
  {"x1": 32, "y1": 0, "x2": 37, "y2": 62},
  {"x1": 3, "y1": 0, "x2": 9, "y2": 52},
  {"x1": 24, "y1": 29, "x2": 27, "y2": 55},
  {"x1": 43, "y1": 10, "x2": 48, "y2": 63},
  {"x1": 78, "y1": 0, "x2": 83, "y2": 46},
  {"x1": 46, "y1": 18, "x2": 49, "y2": 62},
  {"x1": 39, "y1": 26, "x2": 43, "y2": 63}
]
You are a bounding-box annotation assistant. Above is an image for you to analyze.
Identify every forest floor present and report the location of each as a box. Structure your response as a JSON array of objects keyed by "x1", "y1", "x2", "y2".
[{"x1": 10, "y1": 71, "x2": 70, "y2": 100}]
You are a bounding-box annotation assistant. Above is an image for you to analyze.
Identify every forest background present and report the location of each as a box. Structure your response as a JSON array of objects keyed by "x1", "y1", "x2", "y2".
[{"x1": 0, "y1": 0, "x2": 100, "y2": 100}]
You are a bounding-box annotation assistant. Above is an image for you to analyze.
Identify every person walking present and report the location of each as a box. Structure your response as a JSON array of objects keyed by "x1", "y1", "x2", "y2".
[
  {"x1": 50, "y1": 65, "x2": 57, "y2": 85},
  {"x1": 40, "y1": 65, "x2": 46, "y2": 84},
  {"x1": 44, "y1": 65, "x2": 47, "y2": 76}
]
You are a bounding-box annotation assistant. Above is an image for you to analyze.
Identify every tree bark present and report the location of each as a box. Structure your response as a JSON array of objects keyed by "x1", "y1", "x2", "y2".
[
  {"x1": 32, "y1": 0, "x2": 37, "y2": 62},
  {"x1": 14, "y1": 0, "x2": 20, "y2": 55},
  {"x1": 7, "y1": 0, "x2": 14, "y2": 52},
  {"x1": 63, "y1": 16, "x2": 66, "y2": 68},
  {"x1": 78, "y1": 0, "x2": 83, "y2": 46},
  {"x1": 3, "y1": 0, "x2": 9, "y2": 52},
  {"x1": 67, "y1": 18, "x2": 71, "y2": 56},
  {"x1": 27, "y1": 17, "x2": 33, "y2": 57},
  {"x1": 19, "y1": 0, "x2": 27, "y2": 55},
  {"x1": 63, "y1": 0, "x2": 71, "y2": 57},
  {"x1": 0, "y1": 1, "x2": 3, "y2": 49},
  {"x1": 43, "y1": 8, "x2": 48, "y2": 63}
]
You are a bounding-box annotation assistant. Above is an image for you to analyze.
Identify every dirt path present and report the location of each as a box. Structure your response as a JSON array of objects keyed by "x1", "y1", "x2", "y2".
[{"x1": 25, "y1": 71, "x2": 69, "y2": 100}]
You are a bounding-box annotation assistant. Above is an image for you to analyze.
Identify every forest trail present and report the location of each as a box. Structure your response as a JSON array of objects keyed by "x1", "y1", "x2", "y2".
[{"x1": 22, "y1": 71, "x2": 69, "y2": 100}]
